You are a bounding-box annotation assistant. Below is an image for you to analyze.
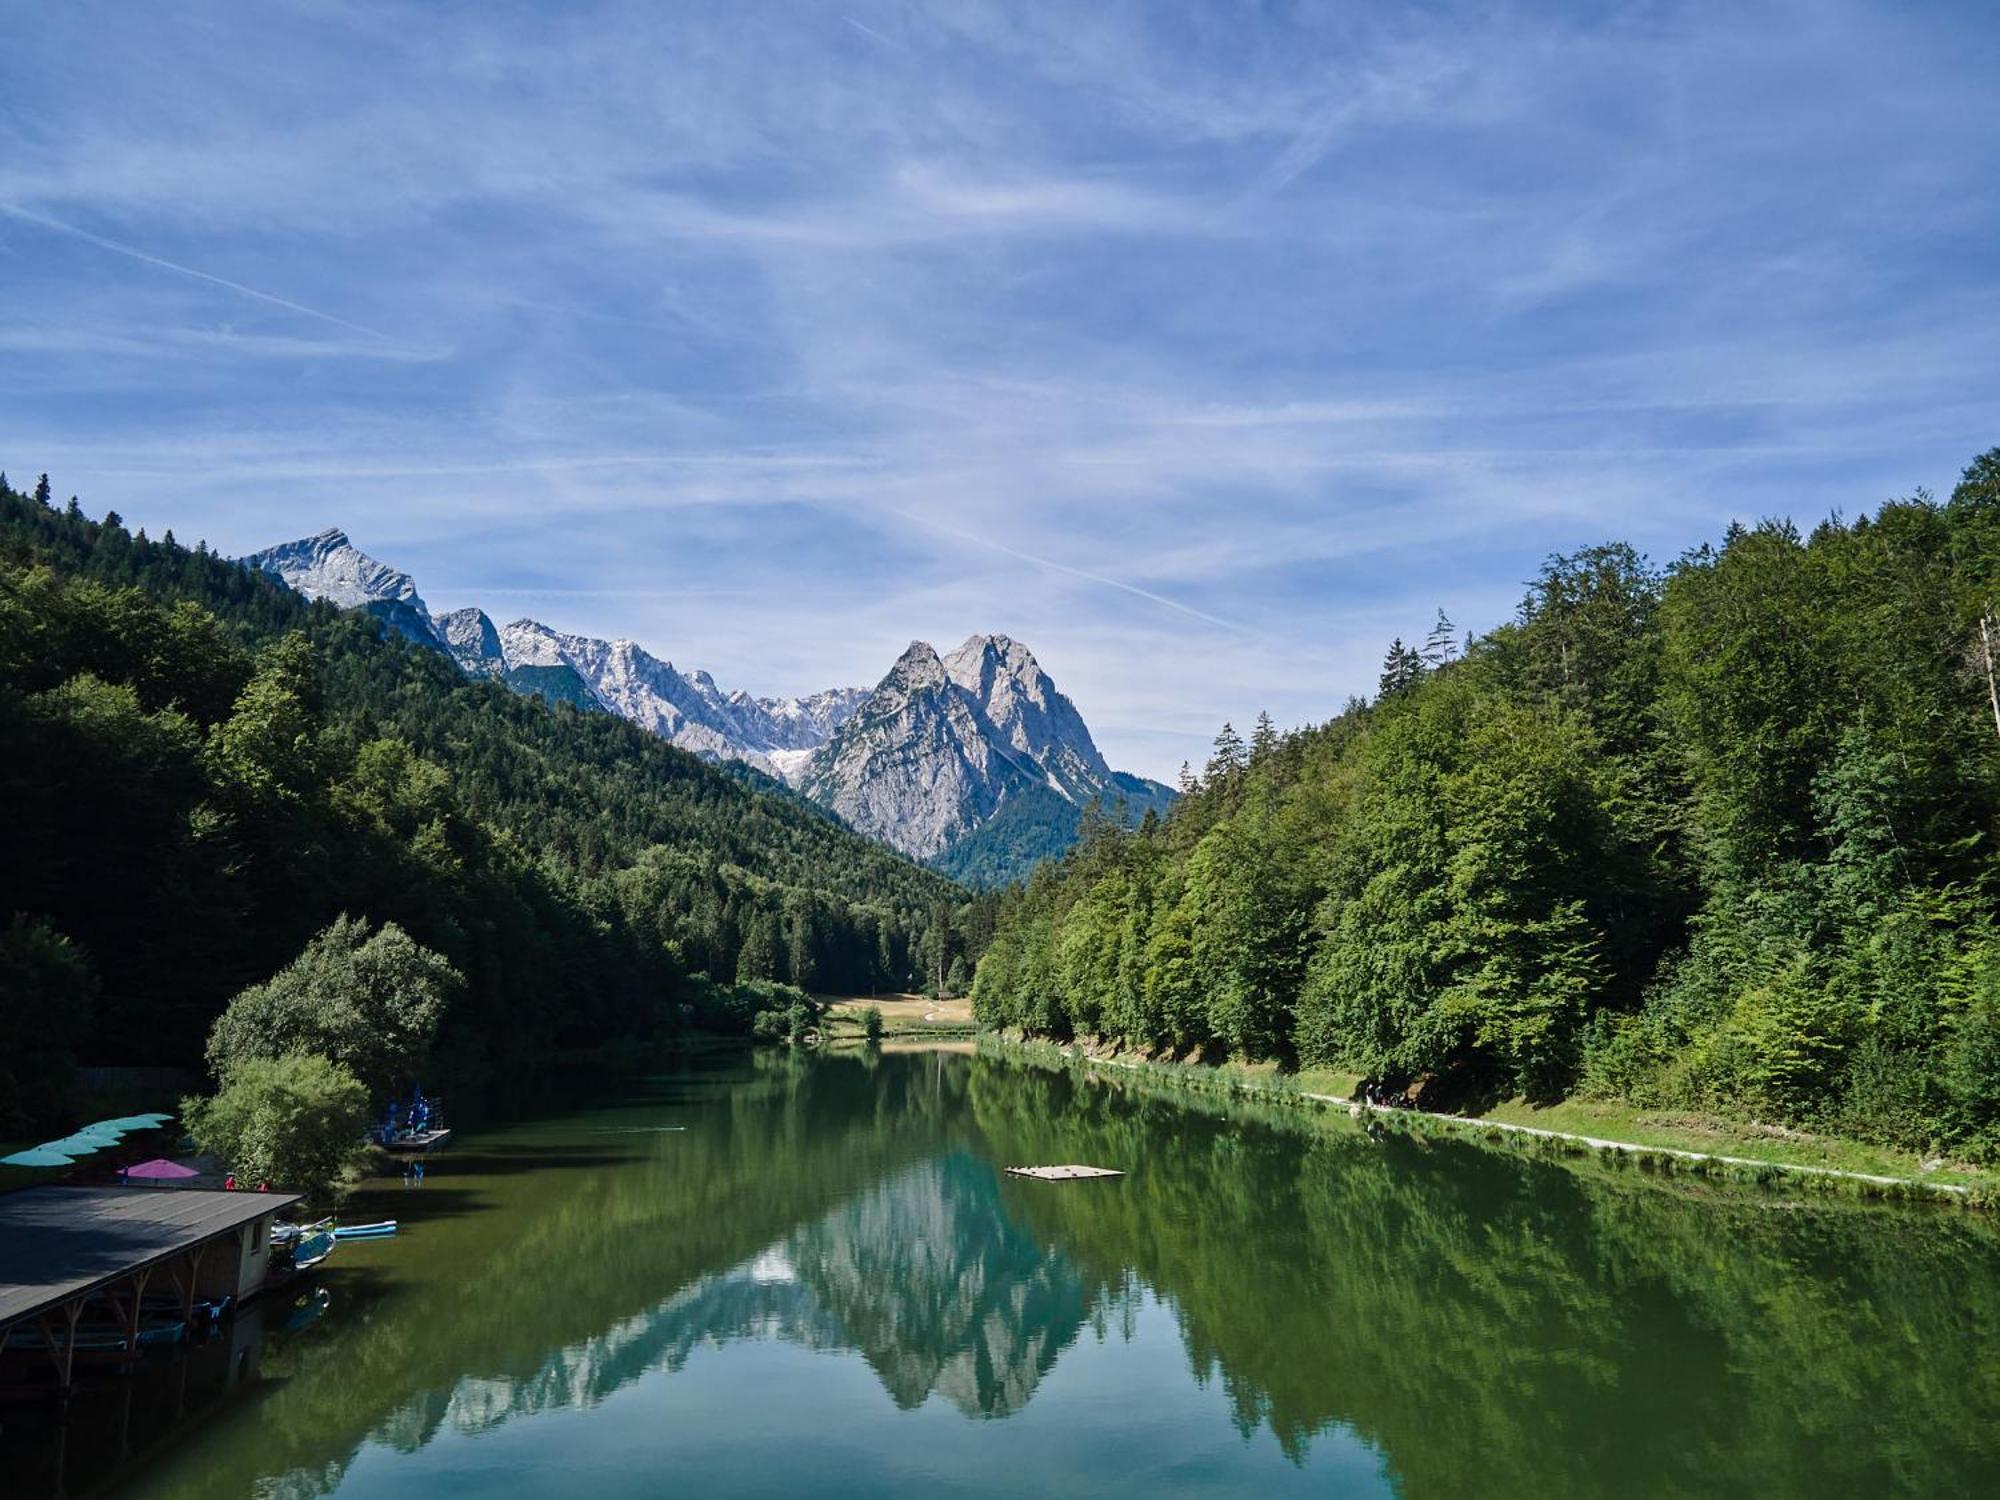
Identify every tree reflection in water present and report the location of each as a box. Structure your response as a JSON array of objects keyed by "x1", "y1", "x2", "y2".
[{"x1": 69, "y1": 1049, "x2": 2000, "y2": 1500}]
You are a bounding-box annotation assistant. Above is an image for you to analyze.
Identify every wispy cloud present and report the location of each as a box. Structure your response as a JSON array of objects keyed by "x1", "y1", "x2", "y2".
[
  {"x1": 0, "y1": 204, "x2": 392, "y2": 340},
  {"x1": 3, "y1": 0, "x2": 1996, "y2": 777},
  {"x1": 889, "y1": 507, "x2": 1249, "y2": 634}
]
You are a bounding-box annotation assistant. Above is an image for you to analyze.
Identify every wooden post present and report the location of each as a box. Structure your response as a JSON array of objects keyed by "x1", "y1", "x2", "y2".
[
  {"x1": 113, "y1": 1264, "x2": 154, "y2": 1348},
  {"x1": 56, "y1": 1296, "x2": 82, "y2": 1392}
]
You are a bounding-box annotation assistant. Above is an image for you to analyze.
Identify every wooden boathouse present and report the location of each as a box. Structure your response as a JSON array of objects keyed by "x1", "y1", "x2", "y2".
[{"x1": 0, "y1": 1186, "x2": 300, "y2": 1393}]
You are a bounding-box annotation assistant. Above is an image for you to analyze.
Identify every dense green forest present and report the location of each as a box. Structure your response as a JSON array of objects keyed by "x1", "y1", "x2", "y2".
[
  {"x1": 0, "y1": 473, "x2": 989, "y2": 1129},
  {"x1": 932, "y1": 772, "x2": 1178, "y2": 890},
  {"x1": 975, "y1": 449, "x2": 2000, "y2": 1159}
]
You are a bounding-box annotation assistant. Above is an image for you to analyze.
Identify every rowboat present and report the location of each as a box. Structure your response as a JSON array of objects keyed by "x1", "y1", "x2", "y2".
[
  {"x1": 290, "y1": 1230, "x2": 336, "y2": 1269},
  {"x1": 332, "y1": 1220, "x2": 398, "y2": 1240},
  {"x1": 272, "y1": 1216, "x2": 333, "y2": 1247}
]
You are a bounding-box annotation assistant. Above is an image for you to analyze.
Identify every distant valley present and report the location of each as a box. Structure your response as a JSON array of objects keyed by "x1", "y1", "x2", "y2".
[{"x1": 247, "y1": 528, "x2": 1172, "y2": 884}]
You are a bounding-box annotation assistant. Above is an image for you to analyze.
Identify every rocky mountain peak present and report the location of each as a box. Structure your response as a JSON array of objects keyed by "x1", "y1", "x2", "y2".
[
  {"x1": 247, "y1": 527, "x2": 1165, "y2": 882},
  {"x1": 245, "y1": 527, "x2": 440, "y2": 647},
  {"x1": 437, "y1": 606, "x2": 500, "y2": 659},
  {"x1": 880, "y1": 640, "x2": 949, "y2": 695}
]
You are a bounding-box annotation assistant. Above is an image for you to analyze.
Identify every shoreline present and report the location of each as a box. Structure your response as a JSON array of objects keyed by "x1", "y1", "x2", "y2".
[{"x1": 980, "y1": 1033, "x2": 1994, "y2": 1209}]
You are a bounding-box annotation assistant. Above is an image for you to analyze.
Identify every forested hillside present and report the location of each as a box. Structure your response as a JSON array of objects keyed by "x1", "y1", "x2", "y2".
[
  {"x1": 0, "y1": 474, "x2": 986, "y2": 1127},
  {"x1": 974, "y1": 449, "x2": 2000, "y2": 1158}
]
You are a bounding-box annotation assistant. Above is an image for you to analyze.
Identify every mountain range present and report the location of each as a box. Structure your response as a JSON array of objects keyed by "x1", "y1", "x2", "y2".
[{"x1": 246, "y1": 528, "x2": 1172, "y2": 883}]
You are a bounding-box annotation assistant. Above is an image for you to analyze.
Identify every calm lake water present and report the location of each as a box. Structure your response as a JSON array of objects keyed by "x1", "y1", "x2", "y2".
[{"x1": 21, "y1": 1047, "x2": 2000, "y2": 1498}]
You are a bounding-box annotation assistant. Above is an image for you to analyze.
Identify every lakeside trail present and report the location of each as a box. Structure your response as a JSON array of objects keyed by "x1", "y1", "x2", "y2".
[
  {"x1": 1299, "y1": 1091, "x2": 1972, "y2": 1197},
  {"x1": 1046, "y1": 1046, "x2": 1981, "y2": 1205}
]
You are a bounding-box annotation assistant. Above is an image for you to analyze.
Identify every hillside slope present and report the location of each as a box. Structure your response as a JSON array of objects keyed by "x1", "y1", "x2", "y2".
[{"x1": 0, "y1": 477, "x2": 981, "y2": 1114}]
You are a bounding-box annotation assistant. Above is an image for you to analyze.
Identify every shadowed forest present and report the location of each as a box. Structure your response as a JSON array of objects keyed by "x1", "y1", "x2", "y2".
[{"x1": 0, "y1": 475, "x2": 993, "y2": 1128}]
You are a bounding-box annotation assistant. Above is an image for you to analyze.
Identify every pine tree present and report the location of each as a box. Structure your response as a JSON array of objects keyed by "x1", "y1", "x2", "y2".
[
  {"x1": 1422, "y1": 609, "x2": 1457, "y2": 667},
  {"x1": 1378, "y1": 639, "x2": 1423, "y2": 699},
  {"x1": 1207, "y1": 722, "x2": 1247, "y2": 780},
  {"x1": 35, "y1": 475, "x2": 54, "y2": 508},
  {"x1": 1251, "y1": 710, "x2": 1278, "y2": 761},
  {"x1": 1178, "y1": 760, "x2": 1198, "y2": 795}
]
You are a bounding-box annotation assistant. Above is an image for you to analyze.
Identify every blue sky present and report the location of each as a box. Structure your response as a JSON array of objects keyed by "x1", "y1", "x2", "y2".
[{"x1": 4, "y1": 2, "x2": 1998, "y2": 781}]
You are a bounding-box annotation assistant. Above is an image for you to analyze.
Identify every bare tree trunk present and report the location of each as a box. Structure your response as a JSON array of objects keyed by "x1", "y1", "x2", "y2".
[{"x1": 1982, "y1": 611, "x2": 2000, "y2": 740}]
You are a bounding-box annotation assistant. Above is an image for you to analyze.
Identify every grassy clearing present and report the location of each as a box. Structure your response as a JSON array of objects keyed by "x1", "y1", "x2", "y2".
[
  {"x1": 1474, "y1": 1096, "x2": 1996, "y2": 1191},
  {"x1": 818, "y1": 994, "x2": 978, "y2": 1041}
]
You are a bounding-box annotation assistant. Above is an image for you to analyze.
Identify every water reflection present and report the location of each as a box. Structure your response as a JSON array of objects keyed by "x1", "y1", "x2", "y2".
[{"x1": 51, "y1": 1050, "x2": 2000, "y2": 1499}]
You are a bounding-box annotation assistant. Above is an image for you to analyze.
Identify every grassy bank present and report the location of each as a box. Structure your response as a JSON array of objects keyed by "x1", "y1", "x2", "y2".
[
  {"x1": 818, "y1": 994, "x2": 979, "y2": 1043},
  {"x1": 981, "y1": 1033, "x2": 2000, "y2": 1207}
]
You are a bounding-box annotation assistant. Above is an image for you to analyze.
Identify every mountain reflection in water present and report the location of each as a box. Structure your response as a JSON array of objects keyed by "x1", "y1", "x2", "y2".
[{"x1": 58, "y1": 1048, "x2": 2000, "y2": 1500}]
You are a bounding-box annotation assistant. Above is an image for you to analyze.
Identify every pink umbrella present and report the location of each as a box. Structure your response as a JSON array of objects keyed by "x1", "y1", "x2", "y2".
[{"x1": 122, "y1": 1158, "x2": 200, "y2": 1183}]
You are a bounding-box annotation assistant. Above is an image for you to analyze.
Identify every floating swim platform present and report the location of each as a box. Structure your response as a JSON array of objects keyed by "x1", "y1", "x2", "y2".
[
  {"x1": 382, "y1": 1128, "x2": 451, "y2": 1153},
  {"x1": 1005, "y1": 1164, "x2": 1124, "y2": 1181}
]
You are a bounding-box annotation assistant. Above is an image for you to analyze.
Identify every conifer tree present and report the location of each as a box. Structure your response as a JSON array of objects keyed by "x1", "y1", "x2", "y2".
[
  {"x1": 1251, "y1": 710, "x2": 1278, "y2": 761},
  {"x1": 1377, "y1": 639, "x2": 1423, "y2": 699},
  {"x1": 1207, "y1": 721, "x2": 1247, "y2": 780},
  {"x1": 1422, "y1": 609, "x2": 1457, "y2": 667}
]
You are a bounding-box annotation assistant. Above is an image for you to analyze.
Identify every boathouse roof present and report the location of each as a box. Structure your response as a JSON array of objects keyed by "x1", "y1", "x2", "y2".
[{"x1": 0, "y1": 1185, "x2": 301, "y2": 1328}]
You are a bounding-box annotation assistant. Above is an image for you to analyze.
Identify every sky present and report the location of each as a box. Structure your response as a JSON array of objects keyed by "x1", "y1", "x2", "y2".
[{"x1": 4, "y1": 1, "x2": 1998, "y2": 781}]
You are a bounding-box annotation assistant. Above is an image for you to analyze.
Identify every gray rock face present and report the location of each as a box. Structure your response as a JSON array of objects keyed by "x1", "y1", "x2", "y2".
[
  {"x1": 436, "y1": 606, "x2": 504, "y2": 675},
  {"x1": 491, "y1": 620, "x2": 860, "y2": 778},
  {"x1": 799, "y1": 634, "x2": 1168, "y2": 863},
  {"x1": 248, "y1": 528, "x2": 1166, "y2": 876},
  {"x1": 244, "y1": 528, "x2": 442, "y2": 648},
  {"x1": 801, "y1": 641, "x2": 1039, "y2": 859},
  {"x1": 944, "y1": 633, "x2": 1112, "y2": 801}
]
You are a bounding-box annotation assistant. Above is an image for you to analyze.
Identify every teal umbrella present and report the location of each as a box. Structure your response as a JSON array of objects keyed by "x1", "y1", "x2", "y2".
[
  {"x1": 73, "y1": 1118, "x2": 138, "y2": 1139},
  {"x1": 41, "y1": 1132, "x2": 113, "y2": 1156},
  {"x1": 1, "y1": 1147, "x2": 77, "y2": 1167},
  {"x1": 100, "y1": 1115, "x2": 171, "y2": 1131}
]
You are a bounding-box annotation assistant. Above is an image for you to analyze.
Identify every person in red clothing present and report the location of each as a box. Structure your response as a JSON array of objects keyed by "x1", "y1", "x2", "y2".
[{"x1": 224, "y1": 1173, "x2": 237, "y2": 1191}]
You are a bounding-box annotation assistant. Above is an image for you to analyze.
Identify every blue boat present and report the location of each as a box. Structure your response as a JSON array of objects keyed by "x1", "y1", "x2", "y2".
[
  {"x1": 332, "y1": 1220, "x2": 398, "y2": 1240},
  {"x1": 290, "y1": 1229, "x2": 336, "y2": 1268}
]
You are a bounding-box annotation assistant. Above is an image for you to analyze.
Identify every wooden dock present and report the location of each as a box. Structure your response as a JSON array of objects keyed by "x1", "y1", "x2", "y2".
[{"x1": 1004, "y1": 1164, "x2": 1124, "y2": 1181}]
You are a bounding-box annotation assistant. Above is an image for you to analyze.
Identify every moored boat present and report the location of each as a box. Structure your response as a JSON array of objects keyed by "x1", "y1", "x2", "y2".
[
  {"x1": 290, "y1": 1229, "x2": 336, "y2": 1268},
  {"x1": 332, "y1": 1219, "x2": 398, "y2": 1240}
]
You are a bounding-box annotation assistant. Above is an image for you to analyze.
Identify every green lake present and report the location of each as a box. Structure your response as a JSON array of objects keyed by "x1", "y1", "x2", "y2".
[{"x1": 18, "y1": 1047, "x2": 2000, "y2": 1498}]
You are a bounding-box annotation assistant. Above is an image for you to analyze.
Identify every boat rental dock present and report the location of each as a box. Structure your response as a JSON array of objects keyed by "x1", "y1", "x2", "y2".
[{"x1": 0, "y1": 1186, "x2": 300, "y2": 1394}]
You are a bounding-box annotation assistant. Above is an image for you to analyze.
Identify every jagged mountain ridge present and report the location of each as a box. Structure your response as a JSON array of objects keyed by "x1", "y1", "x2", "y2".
[
  {"x1": 801, "y1": 635, "x2": 1172, "y2": 865},
  {"x1": 247, "y1": 528, "x2": 1171, "y2": 880},
  {"x1": 440, "y1": 610, "x2": 866, "y2": 779},
  {"x1": 245, "y1": 527, "x2": 444, "y2": 649}
]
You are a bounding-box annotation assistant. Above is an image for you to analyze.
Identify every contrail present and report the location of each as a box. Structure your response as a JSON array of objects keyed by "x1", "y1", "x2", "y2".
[
  {"x1": 893, "y1": 508, "x2": 1247, "y2": 633},
  {"x1": 842, "y1": 15, "x2": 901, "y2": 49},
  {"x1": 0, "y1": 204, "x2": 391, "y2": 341}
]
